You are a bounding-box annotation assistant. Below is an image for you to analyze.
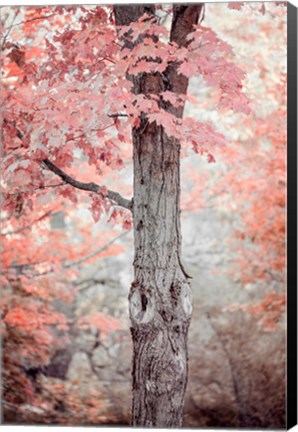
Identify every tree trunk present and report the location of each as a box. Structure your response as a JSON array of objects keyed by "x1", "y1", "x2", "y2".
[
  {"x1": 114, "y1": 4, "x2": 203, "y2": 427},
  {"x1": 130, "y1": 121, "x2": 192, "y2": 428}
]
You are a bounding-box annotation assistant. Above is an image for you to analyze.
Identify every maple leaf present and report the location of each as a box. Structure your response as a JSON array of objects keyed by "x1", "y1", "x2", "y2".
[
  {"x1": 207, "y1": 153, "x2": 216, "y2": 163},
  {"x1": 161, "y1": 91, "x2": 186, "y2": 107},
  {"x1": 12, "y1": 169, "x2": 32, "y2": 188},
  {"x1": 58, "y1": 185, "x2": 78, "y2": 203},
  {"x1": 90, "y1": 195, "x2": 103, "y2": 223},
  {"x1": 228, "y1": 2, "x2": 245, "y2": 10}
]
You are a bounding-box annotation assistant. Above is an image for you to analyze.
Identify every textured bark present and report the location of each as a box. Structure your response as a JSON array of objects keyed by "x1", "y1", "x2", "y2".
[
  {"x1": 129, "y1": 125, "x2": 192, "y2": 427},
  {"x1": 114, "y1": 4, "x2": 203, "y2": 427}
]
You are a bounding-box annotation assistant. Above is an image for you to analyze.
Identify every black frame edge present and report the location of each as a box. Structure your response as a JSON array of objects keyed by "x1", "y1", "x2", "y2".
[{"x1": 287, "y1": 2, "x2": 298, "y2": 430}]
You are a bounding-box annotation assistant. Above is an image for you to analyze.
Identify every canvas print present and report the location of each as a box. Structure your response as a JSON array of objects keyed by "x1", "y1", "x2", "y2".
[{"x1": 1, "y1": 2, "x2": 289, "y2": 428}]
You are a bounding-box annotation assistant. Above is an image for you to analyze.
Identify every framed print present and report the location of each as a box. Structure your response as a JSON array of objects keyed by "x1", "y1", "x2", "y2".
[{"x1": 1, "y1": 1, "x2": 297, "y2": 429}]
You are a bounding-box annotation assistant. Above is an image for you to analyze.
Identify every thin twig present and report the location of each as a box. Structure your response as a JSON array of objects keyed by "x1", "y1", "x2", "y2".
[
  {"x1": 1, "y1": 210, "x2": 53, "y2": 236},
  {"x1": 1, "y1": 10, "x2": 18, "y2": 51},
  {"x1": 108, "y1": 113, "x2": 128, "y2": 118},
  {"x1": 64, "y1": 230, "x2": 130, "y2": 268},
  {"x1": 10, "y1": 14, "x2": 57, "y2": 29}
]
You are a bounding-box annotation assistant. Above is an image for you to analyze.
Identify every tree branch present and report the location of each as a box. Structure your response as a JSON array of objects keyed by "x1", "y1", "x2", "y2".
[
  {"x1": 43, "y1": 159, "x2": 133, "y2": 211},
  {"x1": 64, "y1": 230, "x2": 130, "y2": 268},
  {"x1": 108, "y1": 113, "x2": 128, "y2": 118},
  {"x1": 10, "y1": 14, "x2": 57, "y2": 29},
  {"x1": 2, "y1": 118, "x2": 132, "y2": 211},
  {"x1": 1, "y1": 10, "x2": 18, "y2": 51},
  {"x1": 1, "y1": 210, "x2": 53, "y2": 236},
  {"x1": 12, "y1": 230, "x2": 131, "y2": 278}
]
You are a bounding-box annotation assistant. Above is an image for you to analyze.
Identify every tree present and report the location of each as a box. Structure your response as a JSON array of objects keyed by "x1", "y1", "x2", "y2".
[
  {"x1": 0, "y1": 192, "x2": 127, "y2": 422},
  {"x1": 177, "y1": 0, "x2": 286, "y2": 332},
  {"x1": 1, "y1": 2, "x2": 286, "y2": 427}
]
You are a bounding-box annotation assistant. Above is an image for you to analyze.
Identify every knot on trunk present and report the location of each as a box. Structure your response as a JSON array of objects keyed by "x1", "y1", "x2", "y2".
[{"x1": 129, "y1": 283, "x2": 154, "y2": 324}]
